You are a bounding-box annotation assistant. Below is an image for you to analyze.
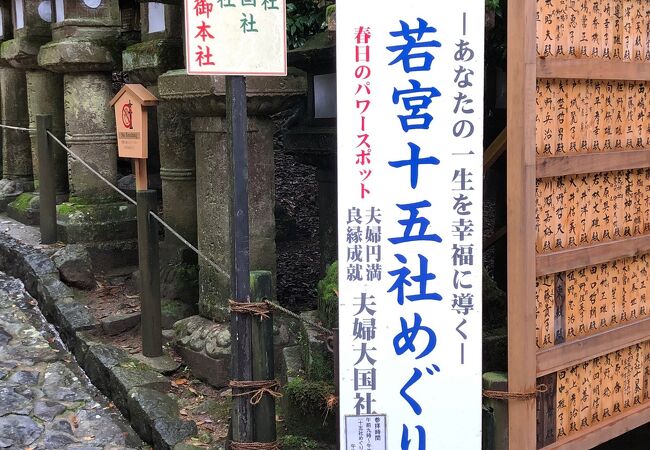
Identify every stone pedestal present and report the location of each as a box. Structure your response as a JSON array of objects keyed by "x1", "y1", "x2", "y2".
[
  {"x1": 158, "y1": 70, "x2": 306, "y2": 322},
  {"x1": 0, "y1": 66, "x2": 31, "y2": 210}
]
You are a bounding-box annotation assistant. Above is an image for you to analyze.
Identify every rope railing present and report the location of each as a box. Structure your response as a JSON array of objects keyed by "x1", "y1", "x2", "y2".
[
  {"x1": 43, "y1": 127, "x2": 335, "y2": 336},
  {"x1": 0, "y1": 124, "x2": 36, "y2": 132},
  {"x1": 46, "y1": 130, "x2": 232, "y2": 278}
]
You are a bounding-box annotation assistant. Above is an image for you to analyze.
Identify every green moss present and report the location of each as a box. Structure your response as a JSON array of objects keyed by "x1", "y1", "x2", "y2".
[
  {"x1": 284, "y1": 378, "x2": 336, "y2": 442},
  {"x1": 325, "y1": 5, "x2": 336, "y2": 22},
  {"x1": 56, "y1": 202, "x2": 90, "y2": 216},
  {"x1": 10, "y1": 192, "x2": 36, "y2": 211},
  {"x1": 285, "y1": 378, "x2": 335, "y2": 416},
  {"x1": 280, "y1": 435, "x2": 320, "y2": 450},
  {"x1": 317, "y1": 261, "x2": 338, "y2": 329}
]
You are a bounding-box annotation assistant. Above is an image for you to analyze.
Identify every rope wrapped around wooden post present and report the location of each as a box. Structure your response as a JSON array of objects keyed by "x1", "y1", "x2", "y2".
[
  {"x1": 482, "y1": 384, "x2": 548, "y2": 400},
  {"x1": 230, "y1": 440, "x2": 281, "y2": 450},
  {"x1": 229, "y1": 300, "x2": 272, "y2": 319},
  {"x1": 229, "y1": 380, "x2": 283, "y2": 405}
]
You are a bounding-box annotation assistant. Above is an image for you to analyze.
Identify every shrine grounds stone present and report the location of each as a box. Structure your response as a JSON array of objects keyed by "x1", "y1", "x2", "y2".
[
  {"x1": 0, "y1": 273, "x2": 143, "y2": 449},
  {"x1": 52, "y1": 244, "x2": 96, "y2": 290}
]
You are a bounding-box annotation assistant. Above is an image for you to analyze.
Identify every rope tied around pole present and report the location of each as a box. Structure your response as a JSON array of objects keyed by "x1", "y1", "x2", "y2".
[
  {"x1": 230, "y1": 440, "x2": 281, "y2": 450},
  {"x1": 229, "y1": 380, "x2": 283, "y2": 405},
  {"x1": 229, "y1": 300, "x2": 272, "y2": 319},
  {"x1": 482, "y1": 384, "x2": 548, "y2": 400}
]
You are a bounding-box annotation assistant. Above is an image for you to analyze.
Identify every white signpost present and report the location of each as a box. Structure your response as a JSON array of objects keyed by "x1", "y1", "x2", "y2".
[
  {"x1": 184, "y1": 0, "x2": 287, "y2": 76},
  {"x1": 337, "y1": 1, "x2": 484, "y2": 448}
]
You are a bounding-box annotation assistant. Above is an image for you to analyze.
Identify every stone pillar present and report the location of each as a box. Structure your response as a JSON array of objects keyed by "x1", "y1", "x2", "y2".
[
  {"x1": 0, "y1": 0, "x2": 30, "y2": 210},
  {"x1": 0, "y1": 65, "x2": 31, "y2": 210},
  {"x1": 157, "y1": 100, "x2": 198, "y2": 302},
  {"x1": 38, "y1": 0, "x2": 137, "y2": 269},
  {"x1": 158, "y1": 72, "x2": 306, "y2": 322},
  {"x1": 2, "y1": 0, "x2": 67, "y2": 224},
  {"x1": 123, "y1": 2, "x2": 193, "y2": 302},
  {"x1": 192, "y1": 116, "x2": 276, "y2": 321},
  {"x1": 64, "y1": 72, "x2": 120, "y2": 202}
]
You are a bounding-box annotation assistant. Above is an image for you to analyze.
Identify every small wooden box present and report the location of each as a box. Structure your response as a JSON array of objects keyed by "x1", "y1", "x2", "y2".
[{"x1": 110, "y1": 84, "x2": 158, "y2": 159}]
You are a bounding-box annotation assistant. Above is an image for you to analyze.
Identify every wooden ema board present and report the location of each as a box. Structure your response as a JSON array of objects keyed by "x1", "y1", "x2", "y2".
[{"x1": 508, "y1": 0, "x2": 650, "y2": 449}]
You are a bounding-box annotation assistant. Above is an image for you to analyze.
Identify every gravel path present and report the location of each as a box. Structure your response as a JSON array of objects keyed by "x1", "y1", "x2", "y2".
[{"x1": 0, "y1": 272, "x2": 143, "y2": 450}]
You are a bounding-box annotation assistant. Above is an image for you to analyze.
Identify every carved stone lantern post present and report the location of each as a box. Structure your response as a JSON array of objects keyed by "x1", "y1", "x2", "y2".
[
  {"x1": 38, "y1": 0, "x2": 137, "y2": 267},
  {"x1": 3, "y1": 0, "x2": 68, "y2": 224}
]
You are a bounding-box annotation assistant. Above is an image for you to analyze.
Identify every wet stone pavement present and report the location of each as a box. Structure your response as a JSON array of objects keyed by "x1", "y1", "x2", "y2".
[{"x1": 0, "y1": 272, "x2": 144, "y2": 450}]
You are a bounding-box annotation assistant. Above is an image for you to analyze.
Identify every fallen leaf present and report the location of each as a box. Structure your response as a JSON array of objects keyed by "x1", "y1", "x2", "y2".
[
  {"x1": 172, "y1": 378, "x2": 188, "y2": 387},
  {"x1": 180, "y1": 409, "x2": 188, "y2": 416}
]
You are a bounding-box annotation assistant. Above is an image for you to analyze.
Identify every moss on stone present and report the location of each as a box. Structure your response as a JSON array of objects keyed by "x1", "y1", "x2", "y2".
[
  {"x1": 284, "y1": 378, "x2": 334, "y2": 416},
  {"x1": 56, "y1": 202, "x2": 90, "y2": 216},
  {"x1": 9, "y1": 193, "x2": 34, "y2": 212},
  {"x1": 283, "y1": 378, "x2": 336, "y2": 442},
  {"x1": 316, "y1": 261, "x2": 338, "y2": 329}
]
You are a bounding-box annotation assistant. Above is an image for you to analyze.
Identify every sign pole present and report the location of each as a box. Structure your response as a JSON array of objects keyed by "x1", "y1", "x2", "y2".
[{"x1": 228, "y1": 75, "x2": 254, "y2": 444}]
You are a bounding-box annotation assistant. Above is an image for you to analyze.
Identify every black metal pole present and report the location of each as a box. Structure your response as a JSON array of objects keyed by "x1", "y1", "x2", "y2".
[
  {"x1": 228, "y1": 75, "x2": 254, "y2": 444},
  {"x1": 137, "y1": 188, "x2": 162, "y2": 357},
  {"x1": 37, "y1": 114, "x2": 57, "y2": 244}
]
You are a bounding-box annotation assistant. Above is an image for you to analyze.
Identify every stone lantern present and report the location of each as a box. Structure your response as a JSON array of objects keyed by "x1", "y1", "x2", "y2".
[
  {"x1": 38, "y1": 0, "x2": 138, "y2": 266},
  {"x1": 0, "y1": 0, "x2": 31, "y2": 211},
  {"x1": 123, "y1": 1, "x2": 190, "y2": 302},
  {"x1": 284, "y1": 31, "x2": 337, "y2": 274},
  {"x1": 2, "y1": 0, "x2": 68, "y2": 224},
  {"x1": 123, "y1": 1, "x2": 182, "y2": 86},
  {"x1": 157, "y1": 66, "x2": 306, "y2": 385}
]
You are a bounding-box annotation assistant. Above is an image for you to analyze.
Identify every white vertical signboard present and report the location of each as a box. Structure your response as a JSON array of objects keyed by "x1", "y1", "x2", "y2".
[
  {"x1": 184, "y1": 0, "x2": 287, "y2": 76},
  {"x1": 337, "y1": 1, "x2": 484, "y2": 448}
]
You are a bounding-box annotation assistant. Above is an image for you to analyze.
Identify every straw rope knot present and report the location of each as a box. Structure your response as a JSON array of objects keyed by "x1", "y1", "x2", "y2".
[
  {"x1": 229, "y1": 380, "x2": 283, "y2": 405},
  {"x1": 229, "y1": 300, "x2": 272, "y2": 320},
  {"x1": 483, "y1": 384, "x2": 548, "y2": 400},
  {"x1": 230, "y1": 440, "x2": 281, "y2": 450}
]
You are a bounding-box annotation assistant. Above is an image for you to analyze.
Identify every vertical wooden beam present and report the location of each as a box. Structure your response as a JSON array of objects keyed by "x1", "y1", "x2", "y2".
[
  {"x1": 37, "y1": 115, "x2": 56, "y2": 244},
  {"x1": 507, "y1": 0, "x2": 538, "y2": 447},
  {"x1": 137, "y1": 189, "x2": 162, "y2": 357},
  {"x1": 228, "y1": 75, "x2": 254, "y2": 444},
  {"x1": 251, "y1": 270, "x2": 276, "y2": 443}
]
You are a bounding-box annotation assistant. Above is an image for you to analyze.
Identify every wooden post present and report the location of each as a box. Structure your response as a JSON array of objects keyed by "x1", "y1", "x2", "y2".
[
  {"x1": 37, "y1": 114, "x2": 57, "y2": 244},
  {"x1": 251, "y1": 271, "x2": 276, "y2": 442},
  {"x1": 228, "y1": 74, "x2": 254, "y2": 444},
  {"x1": 137, "y1": 189, "x2": 162, "y2": 357},
  {"x1": 507, "y1": 0, "x2": 538, "y2": 447},
  {"x1": 135, "y1": 159, "x2": 148, "y2": 192}
]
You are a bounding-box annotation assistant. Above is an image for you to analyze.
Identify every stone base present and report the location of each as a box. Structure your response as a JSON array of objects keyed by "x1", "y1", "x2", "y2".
[
  {"x1": 173, "y1": 316, "x2": 231, "y2": 388},
  {"x1": 0, "y1": 179, "x2": 26, "y2": 212},
  {"x1": 6, "y1": 192, "x2": 69, "y2": 226},
  {"x1": 56, "y1": 201, "x2": 138, "y2": 271},
  {"x1": 159, "y1": 243, "x2": 199, "y2": 304},
  {"x1": 56, "y1": 201, "x2": 137, "y2": 242}
]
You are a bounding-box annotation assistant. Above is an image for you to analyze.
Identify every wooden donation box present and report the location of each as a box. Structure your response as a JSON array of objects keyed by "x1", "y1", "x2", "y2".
[
  {"x1": 110, "y1": 84, "x2": 158, "y2": 190},
  {"x1": 110, "y1": 83, "x2": 157, "y2": 159}
]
